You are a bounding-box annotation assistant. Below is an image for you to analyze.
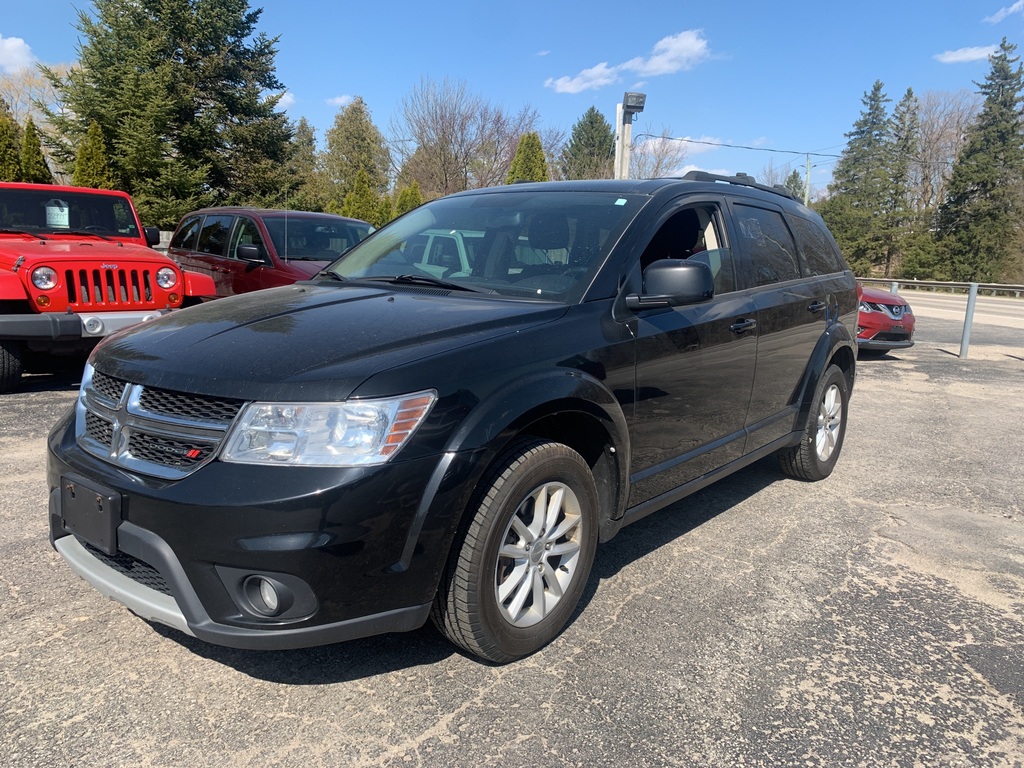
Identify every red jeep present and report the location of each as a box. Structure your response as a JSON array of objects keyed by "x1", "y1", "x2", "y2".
[{"x1": 0, "y1": 182, "x2": 215, "y2": 392}]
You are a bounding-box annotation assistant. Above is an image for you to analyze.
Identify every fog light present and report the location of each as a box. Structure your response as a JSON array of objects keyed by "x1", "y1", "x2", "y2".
[
  {"x1": 36, "y1": 295, "x2": 51, "y2": 308},
  {"x1": 168, "y1": 293, "x2": 180, "y2": 304},
  {"x1": 84, "y1": 317, "x2": 104, "y2": 334},
  {"x1": 244, "y1": 575, "x2": 286, "y2": 616}
]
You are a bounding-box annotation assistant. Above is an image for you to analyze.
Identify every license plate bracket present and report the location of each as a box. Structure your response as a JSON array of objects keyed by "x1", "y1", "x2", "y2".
[{"x1": 61, "y1": 475, "x2": 122, "y2": 556}]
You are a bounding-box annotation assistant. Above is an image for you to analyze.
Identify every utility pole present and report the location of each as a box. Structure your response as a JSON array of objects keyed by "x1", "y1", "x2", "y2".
[{"x1": 804, "y1": 153, "x2": 811, "y2": 205}]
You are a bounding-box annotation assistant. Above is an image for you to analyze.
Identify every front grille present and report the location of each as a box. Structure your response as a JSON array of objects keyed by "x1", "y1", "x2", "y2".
[
  {"x1": 76, "y1": 366, "x2": 247, "y2": 479},
  {"x1": 64, "y1": 266, "x2": 158, "y2": 309},
  {"x1": 83, "y1": 541, "x2": 172, "y2": 596},
  {"x1": 138, "y1": 387, "x2": 244, "y2": 424}
]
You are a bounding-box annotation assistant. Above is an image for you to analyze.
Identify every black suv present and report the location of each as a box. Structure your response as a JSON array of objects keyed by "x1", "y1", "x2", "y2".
[{"x1": 48, "y1": 173, "x2": 858, "y2": 663}]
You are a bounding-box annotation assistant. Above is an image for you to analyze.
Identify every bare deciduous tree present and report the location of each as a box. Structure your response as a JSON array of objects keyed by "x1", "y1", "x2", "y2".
[
  {"x1": 914, "y1": 89, "x2": 979, "y2": 213},
  {"x1": 630, "y1": 128, "x2": 687, "y2": 178},
  {"x1": 0, "y1": 65, "x2": 68, "y2": 126},
  {"x1": 390, "y1": 77, "x2": 539, "y2": 198}
]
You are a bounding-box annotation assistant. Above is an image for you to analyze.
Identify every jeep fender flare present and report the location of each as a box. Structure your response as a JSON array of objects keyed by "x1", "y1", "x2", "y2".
[
  {"x1": 182, "y1": 270, "x2": 217, "y2": 298},
  {"x1": 0, "y1": 272, "x2": 29, "y2": 302}
]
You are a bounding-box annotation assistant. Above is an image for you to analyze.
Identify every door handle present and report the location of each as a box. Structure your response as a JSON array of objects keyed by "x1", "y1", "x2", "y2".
[
  {"x1": 729, "y1": 318, "x2": 757, "y2": 334},
  {"x1": 807, "y1": 301, "x2": 827, "y2": 313}
]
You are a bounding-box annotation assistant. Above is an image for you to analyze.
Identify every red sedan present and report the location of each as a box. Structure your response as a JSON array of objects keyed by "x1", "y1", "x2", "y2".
[{"x1": 856, "y1": 283, "x2": 915, "y2": 353}]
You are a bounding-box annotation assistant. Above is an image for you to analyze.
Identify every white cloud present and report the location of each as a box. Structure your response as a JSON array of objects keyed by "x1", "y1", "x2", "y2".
[
  {"x1": 327, "y1": 94, "x2": 354, "y2": 107},
  {"x1": 621, "y1": 30, "x2": 710, "y2": 77},
  {"x1": 536, "y1": 50, "x2": 550, "y2": 57},
  {"x1": 934, "y1": 45, "x2": 998, "y2": 63},
  {"x1": 545, "y1": 29, "x2": 710, "y2": 94},
  {"x1": 277, "y1": 91, "x2": 296, "y2": 109},
  {"x1": 0, "y1": 35, "x2": 34, "y2": 73},
  {"x1": 545, "y1": 62, "x2": 619, "y2": 94},
  {"x1": 985, "y1": 1, "x2": 1024, "y2": 22}
]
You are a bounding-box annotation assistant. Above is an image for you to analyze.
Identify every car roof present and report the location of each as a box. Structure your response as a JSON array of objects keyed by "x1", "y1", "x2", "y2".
[
  {"x1": 181, "y1": 207, "x2": 369, "y2": 225},
  {"x1": 0, "y1": 181, "x2": 133, "y2": 199}
]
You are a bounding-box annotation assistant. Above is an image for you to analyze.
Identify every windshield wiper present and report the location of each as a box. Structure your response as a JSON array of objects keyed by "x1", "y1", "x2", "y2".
[
  {"x1": 362, "y1": 274, "x2": 485, "y2": 293},
  {"x1": 0, "y1": 228, "x2": 47, "y2": 240},
  {"x1": 315, "y1": 270, "x2": 347, "y2": 282},
  {"x1": 59, "y1": 229, "x2": 116, "y2": 241}
]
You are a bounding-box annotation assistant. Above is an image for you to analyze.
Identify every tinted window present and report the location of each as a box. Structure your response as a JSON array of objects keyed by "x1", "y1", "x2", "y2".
[
  {"x1": 196, "y1": 215, "x2": 234, "y2": 256},
  {"x1": 789, "y1": 215, "x2": 844, "y2": 276},
  {"x1": 641, "y1": 204, "x2": 735, "y2": 294},
  {"x1": 170, "y1": 216, "x2": 202, "y2": 250},
  {"x1": 733, "y1": 204, "x2": 800, "y2": 286},
  {"x1": 229, "y1": 217, "x2": 264, "y2": 260}
]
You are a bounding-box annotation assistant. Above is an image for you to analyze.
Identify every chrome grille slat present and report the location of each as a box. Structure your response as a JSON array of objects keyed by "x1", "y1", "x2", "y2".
[{"x1": 75, "y1": 365, "x2": 246, "y2": 479}]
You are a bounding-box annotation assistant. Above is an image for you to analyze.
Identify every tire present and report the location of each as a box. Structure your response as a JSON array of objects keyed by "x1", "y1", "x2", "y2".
[
  {"x1": 778, "y1": 363, "x2": 849, "y2": 481},
  {"x1": 0, "y1": 340, "x2": 25, "y2": 394},
  {"x1": 432, "y1": 438, "x2": 599, "y2": 663}
]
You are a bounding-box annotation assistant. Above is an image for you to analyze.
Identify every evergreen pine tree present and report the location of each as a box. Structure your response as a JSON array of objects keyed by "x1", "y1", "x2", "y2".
[
  {"x1": 817, "y1": 81, "x2": 895, "y2": 275},
  {"x1": 323, "y1": 97, "x2": 391, "y2": 207},
  {"x1": 784, "y1": 170, "x2": 804, "y2": 201},
  {"x1": 0, "y1": 105, "x2": 21, "y2": 182},
  {"x1": 507, "y1": 132, "x2": 549, "y2": 183},
  {"x1": 936, "y1": 38, "x2": 1024, "y2": 282},
  {"x1": 340, "y1": 169, "x2": 387, "y2": 226},
  {"x1": 44, "y1": 0, "x2": 291, "y2": 226},
  {"x1": 559, "y1": 107, "x2": 615, "y2": 180},
  {"x1": 72, "y1": 121, "x2": 115, "y2": 188},
  {"x1": 20, "y1": 118, "x2": 53, "y2": 184},
  {"x1": 393, "y1": 182, "x2": 423, "y2": 217},
  {"x1": 285, "y1": 118, "x2": 328, "y2": 211}
]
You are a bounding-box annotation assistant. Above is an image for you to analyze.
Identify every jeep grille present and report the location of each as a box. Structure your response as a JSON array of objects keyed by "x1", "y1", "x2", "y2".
[
  {"x1": 63, "y1": 266, "x2": 161, "y2": 308},
  {"x1": 77, "y1": 368, "x2": 246, "y2": 479}
]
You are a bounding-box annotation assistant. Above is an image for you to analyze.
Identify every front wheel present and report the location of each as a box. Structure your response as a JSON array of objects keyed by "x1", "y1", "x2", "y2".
[
  {"x1": 432, "y1": 438, "x2": 599, "y2": 663},
  {"x1": 778, "y1": 363, "x2": 849, "y2": 481}
]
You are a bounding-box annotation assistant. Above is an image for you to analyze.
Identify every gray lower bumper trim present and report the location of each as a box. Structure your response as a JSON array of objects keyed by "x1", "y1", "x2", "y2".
[{"x1": 55, "y1": 534, "x2": 194, "y2": 637}]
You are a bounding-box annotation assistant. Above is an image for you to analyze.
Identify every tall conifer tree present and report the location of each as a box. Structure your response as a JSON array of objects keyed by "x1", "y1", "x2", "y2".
[{"x1": 559, "y1": 107, "x2": 614, "y2": 180}]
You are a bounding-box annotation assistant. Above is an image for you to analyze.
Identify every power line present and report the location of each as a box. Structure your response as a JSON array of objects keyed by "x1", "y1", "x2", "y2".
[{"x1": 635, "y1": 134, "x2": 843, "y2": 159}]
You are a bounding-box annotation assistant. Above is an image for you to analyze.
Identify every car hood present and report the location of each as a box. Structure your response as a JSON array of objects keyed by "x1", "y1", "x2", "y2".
[
  {"x1": 0, "y1": 236, "x2": 161, "y2": 266},
  {"x1": 93, "y1": 282, "x2": 568, "y2": 401},
  {"x1": 859, "y1": 284, "x2": 909, "y2": 306}
]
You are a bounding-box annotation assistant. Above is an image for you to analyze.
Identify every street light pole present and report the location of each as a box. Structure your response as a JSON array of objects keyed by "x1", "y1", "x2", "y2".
[{"x1": 615, "y1": 92, "x2": 646, "y2": 180}]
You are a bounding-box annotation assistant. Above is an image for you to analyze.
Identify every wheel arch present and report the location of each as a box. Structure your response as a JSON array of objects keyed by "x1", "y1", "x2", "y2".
[{"x1": 793, "y1": 323, "x2": 856, "y2": 429}]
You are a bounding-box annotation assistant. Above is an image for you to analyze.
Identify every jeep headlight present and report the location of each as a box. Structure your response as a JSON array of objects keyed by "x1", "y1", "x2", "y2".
[
  {"x1": 156, "y1": 267, "x2": 178, "y2": 289},
  {"x1": 221, "y1": 391, "x2": 436, "y2": 467},
  {"x1": 32, "y1": 266, "x2": 58, "y2": 290}
]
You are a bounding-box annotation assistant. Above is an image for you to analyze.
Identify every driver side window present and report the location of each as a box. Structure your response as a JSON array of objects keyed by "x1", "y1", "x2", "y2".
[
  {"x1": 229, "y1": 217, "x2": 265, "y2": 261},
  {"x1": 640, "y1": 204, "x2": 736, "y2": 294}
]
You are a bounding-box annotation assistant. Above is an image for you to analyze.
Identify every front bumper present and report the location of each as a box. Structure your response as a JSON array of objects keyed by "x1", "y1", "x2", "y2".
[
  {"x1": 1, "y1": 309, "x2": 169, "y2": 340},
  {"x1": 48, "y1": 410, "x2": 486, "y2": 650}
]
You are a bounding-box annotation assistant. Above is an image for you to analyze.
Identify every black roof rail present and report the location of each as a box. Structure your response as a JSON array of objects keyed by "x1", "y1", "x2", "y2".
[{"x1": 681, "y1": 170, "x2": 797, "y2": 201}]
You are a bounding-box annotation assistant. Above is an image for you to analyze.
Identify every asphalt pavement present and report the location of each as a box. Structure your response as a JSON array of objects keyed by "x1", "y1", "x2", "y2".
[{"x1": 1, "y1": 302, "x2": 1022, "y2": 767}]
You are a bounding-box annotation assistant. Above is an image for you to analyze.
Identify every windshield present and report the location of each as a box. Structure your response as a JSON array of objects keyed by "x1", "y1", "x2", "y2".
[
  {"x1": 327, "y1": 189, "x2": 644, "y2": 303},
  {"x1": 262, "y1": 215, "x2": 374, "y2": 261},
  {"x1": 0, "y1": 187, "x2": 140, "y2": 238}
]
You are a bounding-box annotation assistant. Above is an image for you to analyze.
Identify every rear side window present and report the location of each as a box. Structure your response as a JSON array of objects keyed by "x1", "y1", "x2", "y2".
[
  {"x1": 170, "y1": 216, "x2": 202, "y2": 250},
  {"x1": 196, "y1": 215, "x2": 234, "y2": 256},
  {"x1": 789, "y1": 215, "x2": 844, "y2": 276},
  {"x1": 733, "y1": 204, "x2": 800, "y2": 286}
]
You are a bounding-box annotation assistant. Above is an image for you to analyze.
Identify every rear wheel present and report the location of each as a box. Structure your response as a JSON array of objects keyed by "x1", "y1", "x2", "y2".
[
  {"x1": 778, "y1": 363, "x2": 849, "y2": 481},
  {"x1": 0, "y1": 340, "x2": 25, "y2": 393},
  {"x1": 432, "y1": 438, "x2": 599, "y2": 663}
]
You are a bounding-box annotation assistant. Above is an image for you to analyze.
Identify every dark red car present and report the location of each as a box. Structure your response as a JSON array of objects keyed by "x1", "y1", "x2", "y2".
[
  {"x1": 168, "y1": 207, "x2": 373, "y2": 298},
  {"x1": 857, "y1": 283, "x2": 915, "y2": 353}
]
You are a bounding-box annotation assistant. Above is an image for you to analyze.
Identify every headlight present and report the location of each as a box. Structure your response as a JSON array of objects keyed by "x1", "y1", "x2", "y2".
[
  {"x1": 858, "y1": 301, "x2": 872, "y2": 312},
  {"x1": 156, "y1": 267, "x2": 178, "y2": 289},
  {"x1": 32, "y1": 266, "x2": 58, "y2": 290},
  {"x1": 221, "y1": 391, "x2": 437, "y2": 467}
]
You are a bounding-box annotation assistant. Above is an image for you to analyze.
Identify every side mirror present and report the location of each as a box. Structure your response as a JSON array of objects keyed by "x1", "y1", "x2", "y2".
[
  {"x1": 144, "y1": 226, "x2": 162, "y2": 247},
  {"x1": 237, "y1": 244, "x2": 265, "y2": 262},
  {"x1": 626, "y1": 259, "x2": 714, "y2": 311}
]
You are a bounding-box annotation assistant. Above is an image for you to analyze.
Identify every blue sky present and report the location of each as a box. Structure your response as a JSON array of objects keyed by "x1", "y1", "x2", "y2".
[{"x1": 2, "y1": 0, "x2": 1023, "y2": 194}]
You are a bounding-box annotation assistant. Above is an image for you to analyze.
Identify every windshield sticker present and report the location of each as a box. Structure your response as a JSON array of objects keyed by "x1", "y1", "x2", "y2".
[
  {"x1": 45, "y1": 199, "x2": 70, "y2": 228},
  {"x1": 615, "y1": 199, "x2": 627, "y2": 206}
]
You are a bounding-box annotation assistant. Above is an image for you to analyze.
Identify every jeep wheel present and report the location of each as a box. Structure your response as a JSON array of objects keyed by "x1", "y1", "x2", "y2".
[
  {"x1": 0, "y1": 341, "x2": 25, "y2": 393},
  {"x1": 778, "y1": 363, "x2": 849, "y2": 481},
  {"x1": 432, "y1": 438, "x2": 599, "y2": 663}
]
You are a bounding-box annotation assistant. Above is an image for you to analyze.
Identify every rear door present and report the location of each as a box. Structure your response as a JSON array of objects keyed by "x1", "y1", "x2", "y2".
[{"x1": 728, "y1": 201, "x2": 825, "y2": 450}]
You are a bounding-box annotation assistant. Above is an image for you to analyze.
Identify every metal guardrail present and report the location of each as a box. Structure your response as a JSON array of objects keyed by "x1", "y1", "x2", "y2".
[{"x1": 856, "y1": 278, "x2": 1024, "y2": 359}]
